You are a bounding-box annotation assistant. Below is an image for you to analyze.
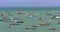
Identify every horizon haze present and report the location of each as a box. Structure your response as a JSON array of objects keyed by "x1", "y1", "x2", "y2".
[{"x1": 0, "y1": 0, "x2": 60, "y2": 7}]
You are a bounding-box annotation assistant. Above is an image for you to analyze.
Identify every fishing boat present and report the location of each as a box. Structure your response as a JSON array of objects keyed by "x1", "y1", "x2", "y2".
[
  {"x1": 26, "y1": 25, "x2": 37, "y2": 30},
  {"x1": 48, "y1": 28, "x2": 56, "y2": 30},
  {"x1": 40, "y1": 22, "x2": 50, "y2": 26},
  {"x1": 55, "y1": 14, "x2": 60, "y2": 18},
  {"x1": 56, "y1": 16, "x2": 60, "y2": 18},
  {"x1": 52, "y1": 15, "x2": 60, "y2": 19}
]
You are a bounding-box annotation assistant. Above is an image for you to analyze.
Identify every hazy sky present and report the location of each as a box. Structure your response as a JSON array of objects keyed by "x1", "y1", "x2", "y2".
[{"x1": 0, "y1": 0, "x2": 60, "y2": 7}]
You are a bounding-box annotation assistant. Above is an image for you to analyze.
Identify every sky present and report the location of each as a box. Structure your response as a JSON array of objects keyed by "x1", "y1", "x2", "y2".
[{"x1": 0, "y1": 0, "x2": 60, "y2": 7}]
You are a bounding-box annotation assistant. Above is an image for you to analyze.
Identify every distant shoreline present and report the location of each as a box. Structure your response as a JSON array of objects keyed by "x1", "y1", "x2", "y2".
[{"x1": 0, "y1": 6, "x2": 60, "y2": 8}]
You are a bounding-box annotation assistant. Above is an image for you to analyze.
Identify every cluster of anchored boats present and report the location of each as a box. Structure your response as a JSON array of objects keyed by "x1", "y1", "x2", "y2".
[{"x1": 0, "y1": 11, "x2": 60, "y2": 30}]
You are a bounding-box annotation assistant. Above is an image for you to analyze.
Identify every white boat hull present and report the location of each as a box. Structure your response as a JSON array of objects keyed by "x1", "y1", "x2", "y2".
[{"x1": 56, "y1": 16, "x2": 60, "y2": 18}]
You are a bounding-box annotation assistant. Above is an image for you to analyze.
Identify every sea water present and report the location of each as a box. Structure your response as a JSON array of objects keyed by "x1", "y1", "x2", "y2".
[{"x1": 0, "y1": 7, "x2": 60, "y2": 32}]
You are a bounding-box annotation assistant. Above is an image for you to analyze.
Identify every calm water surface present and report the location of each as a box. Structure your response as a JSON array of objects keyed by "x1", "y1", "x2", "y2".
[{"x1": 0, "y1": 7, "x2": 60, "y2": 32}]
